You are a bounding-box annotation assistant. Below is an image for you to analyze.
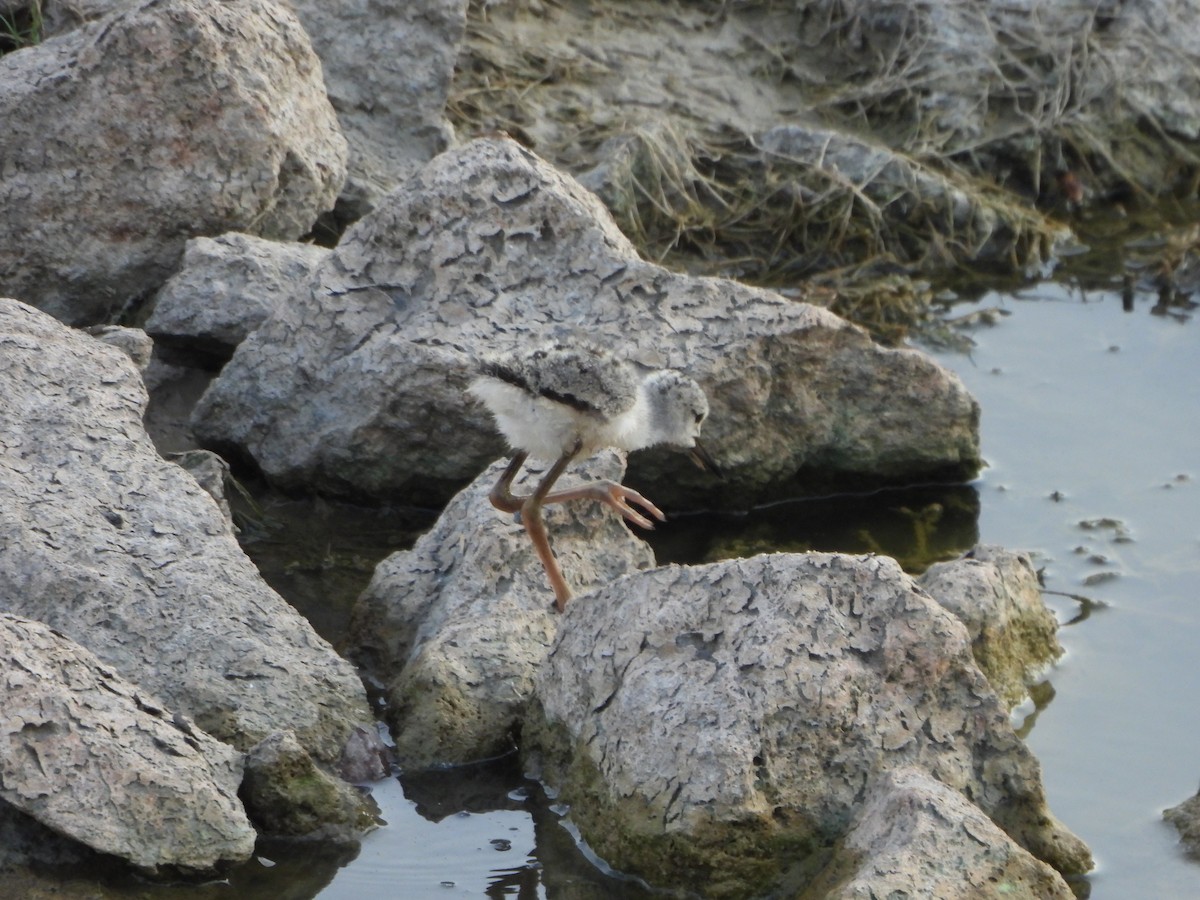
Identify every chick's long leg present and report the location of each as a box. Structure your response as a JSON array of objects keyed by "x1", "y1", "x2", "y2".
[
  {"x1": 521, "y1": 450, "x2": 579, "y2": 612},
  {"x1": 488, "y1": 449, "x2": 665, "y2": 529},
  {"x1": 486, "y1": 446, "x2": 579, "y2": 610},
  {"x1": 486, "y1": 445, "x2": 661, "y2": 611},
  {"x1": 488, "y1": 451, "x2": 529, "y2": 514}
]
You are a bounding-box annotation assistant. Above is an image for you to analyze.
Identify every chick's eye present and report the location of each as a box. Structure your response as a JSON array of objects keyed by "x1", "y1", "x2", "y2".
[{"x1": 694, "y1": 412, "x2": 705, "y2": 424}]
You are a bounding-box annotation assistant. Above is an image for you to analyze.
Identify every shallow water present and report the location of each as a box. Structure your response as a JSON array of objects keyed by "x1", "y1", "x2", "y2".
[{"x1": 923, "y1": 282, "x2": 1200, "y2": 898}]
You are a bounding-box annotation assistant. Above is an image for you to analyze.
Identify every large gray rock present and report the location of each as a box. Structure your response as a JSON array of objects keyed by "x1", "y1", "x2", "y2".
[
  {"x1": 0, "y1": 613, "x2": 254, "y2": 872},
  {"x1": 350, "y1": 451, "x2": 655, "y2": 769},
  {"x1": 801, "y1": 767, "x2": 1075, "y2": 899},
  {"x1": 146, "y1": 233, "x2": 330, "y2": 355},
  {"x1": 524, "y1": 553, "x2": 1091, "y2": 898},
  {"x1": 919, "y1": 545, "x2": 1063, "y2": 709},
  {"x1": 290, "y1": 0, "x2": 467, "y2": 219},
  {"x1": 36, "y1": 0, "x2": 467, "y2": 223},
  {"x1": 193, "y1": 137, "x2": 981, "y2": 507},
  {"x1": 0, "y1": 299, "x2": 371, "y2": 764},
  {"x1": 0, "y1": 0, "x2": 346, "y2": 325}
]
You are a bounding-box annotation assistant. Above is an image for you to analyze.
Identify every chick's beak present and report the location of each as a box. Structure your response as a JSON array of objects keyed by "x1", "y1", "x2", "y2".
[{"x1": 688, "y1": 440, "x2": 723, "y2": 478}]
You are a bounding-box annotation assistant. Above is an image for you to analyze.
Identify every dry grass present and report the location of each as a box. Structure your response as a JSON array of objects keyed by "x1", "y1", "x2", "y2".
[{"x1": 446, "y1": 0, "x2": 1200, "y2": 336}]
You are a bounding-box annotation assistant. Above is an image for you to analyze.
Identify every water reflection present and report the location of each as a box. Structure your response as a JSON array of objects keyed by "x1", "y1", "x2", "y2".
[
  {"x1": 402, "y1": 756, "x2": 530, "y2": 822},
  {"x1": 647, "y1": 482, "x2": 980, "y2": 575},
  {"x1": 48, "y1": 835, "x2": 358, "y2": 900},
  {"x1": 397, "y1": 756, "x2": 659, "y2": 899},
  {"x1": 233, "y1": 489, "x2": 435, "y2": 645}
]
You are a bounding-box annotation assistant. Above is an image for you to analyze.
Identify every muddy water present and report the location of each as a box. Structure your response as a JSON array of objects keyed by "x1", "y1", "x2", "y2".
[{"x1": 89, "y1": 274, "x2": 1197, "y2": 897}]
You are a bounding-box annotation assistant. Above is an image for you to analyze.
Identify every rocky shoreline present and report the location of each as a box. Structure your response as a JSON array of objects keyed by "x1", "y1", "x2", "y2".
[{"x1": 4, "y1": 0, "x2": 1200, "y2": 896}]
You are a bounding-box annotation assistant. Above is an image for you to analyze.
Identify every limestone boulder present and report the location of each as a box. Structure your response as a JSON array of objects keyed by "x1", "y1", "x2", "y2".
[
  {"x1": 35, "y1": 0, "x2": 467, "y2": 223},
  {"x1": 0, "y1": 299, "x2": 371, "y2": 764},
  {"x1": 193, "y1": 137, "x2": 981, "y2": 508},
  {"x1": 524, "y1": 552, "x2": 1091, "y2": 898},
  {"x1": 919, "y1": 545, "x2": 1062, "y2": 709},
  {"x1": 349, "y1": 451, "x2": 655, "y2": 770},
  {"x1": 0, "y1": 0, "x2": 346, "y2": 325},
  {"x1": 801, "y1": 768, "x2": 1075, "y2": 899},
  {"x1": 146, "y1": 233, "x2": 330, "y2": 356},
  {"x1": 289, "y1": 0, "x2": 467, "y2": 220},
  {"x1": 0, "y1": 613, "x2": 254, "y2": 872},
  {"x1": 82, "y1": 325, "x2": 154, "y2": 371}
]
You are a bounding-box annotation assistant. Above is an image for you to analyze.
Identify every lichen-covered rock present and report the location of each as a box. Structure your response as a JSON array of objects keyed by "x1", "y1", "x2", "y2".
[
  {"x1": 193, "y1": 137, "x2": 980, "y2": 507},
  {"x1": 0, "y1": 0, "x2": 346, "y2": 325},
  {"x1": 525, "y1": 553, "x2": 1091, "y2": 898},
  {"x1": 241, "y1": 731, "x2": 375, "y2": 840},
  {"x1": 146, "y1": 233, "x2": 330, "y2": 355},
  {"x1": 0, "y1": 613, "x2": 254, "y2": 872},
  {"x1": 0, "y1": 299, "x2": 371, "y2": 764},
  {"x1": 801, "y1": 768, "x2": 1075, "y2": 899},
  {"x1": 919, "y1": 545, "x2": 1062, "y2": 709},
  {"x1": 349, "y1": 451, "x2": 655, "y2": 769},
  {"x1": 1165, "y1": 788, "x2": 1200, "y2": 859}
]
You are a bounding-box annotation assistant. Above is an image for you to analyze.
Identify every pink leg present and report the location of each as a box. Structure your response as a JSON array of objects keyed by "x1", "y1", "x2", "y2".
[
  {"x1": 489, "y1": 451, "x2": 529, "y2": 514},
  {"x1": 540, "y1": 480, "x2": 666, "y2": 529},
  {"x1": 521, "y1": 451, "x2": 578, "y2": 612},
  {"x1": 485, "y1": 447, "x2": 663, "y2": 611}
]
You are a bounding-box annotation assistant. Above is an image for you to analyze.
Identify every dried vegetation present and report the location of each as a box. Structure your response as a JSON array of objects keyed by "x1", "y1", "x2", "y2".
[{"x1": 447, "y1": 0, "x2": 1200, "y2": 337}]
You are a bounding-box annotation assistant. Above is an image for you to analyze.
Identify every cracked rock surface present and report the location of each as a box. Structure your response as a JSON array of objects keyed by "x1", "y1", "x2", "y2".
[
  {"x1": 525, "y1": 552, "x2": 1091, "y2": 897},
  {"x1": 350, "y1": 451, "x2": 654, "y2": 769},
  {"x1": 0, "y1": 612, "x2": 254, "y2": 872},
  {"x1": 0, "y1": 299, "x2": 371, "y2": 764},
  {"x1": 194, "y1": 136, "x2": 980, "y2": 507}
]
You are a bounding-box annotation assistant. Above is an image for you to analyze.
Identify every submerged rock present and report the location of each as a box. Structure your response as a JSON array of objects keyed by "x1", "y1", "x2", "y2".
[
  {"x1": 802, "y1": 767, "x2": 1076, "y2": 899},
  {"x1": 0, "y1": 613, "x2": 254, "y2": 872},
  {"x1": 0, "y1": 299, "x2": 371, "y2": 764},
  {"x1": 524, "y1": 553, "x2": 1091, "y2": 898},
  {"x1": 349, "y1": 452, "x2": 654, "y2": 770},
  {"x1": 0, "y1": 0, "x2": 346, "y2": 325},
  {"x1": 193, "y1": 136, "x2": 980, "y2": 508},
  {"x1": 919, "y1": 545, "x2": 1062, "y2": 709}
]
